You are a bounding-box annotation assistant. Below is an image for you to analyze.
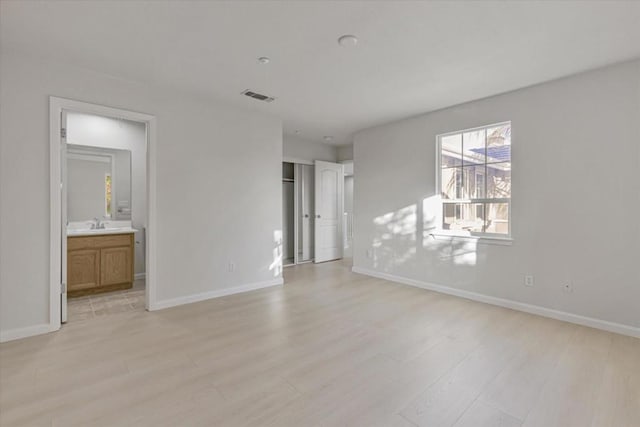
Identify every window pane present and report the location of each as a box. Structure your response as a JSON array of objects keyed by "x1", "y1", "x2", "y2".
[
  {"x1": 461, "y1": 165, "x2": 487, "y2": 199},
  {"x1": 462, "y1": 129, "x2": 485, "y2": 166},
  {"x1": 486, "y1": 124, "x2": 511, "y2": 164},
  {"x1": 487, "y1": 162, "x2": 510, "y2": 198},
  {"x1": 443, "y1": 203, "x2": 455, "y2": 230},
  {"x1": 485, "y1": 203, "x2": 509, "y2": 234},
  {"x1": 441, "y1": 133, "x2": 462, "y2": 167},
  {"x1": 474, "y1": 169, "x2": 486, "y2": 199},
  {"x1": 443, "y1": 203, "x2": 485, "y2": 232},
  {"x1": 441, "y1": 167, "x2": 463, "y2": 199}
]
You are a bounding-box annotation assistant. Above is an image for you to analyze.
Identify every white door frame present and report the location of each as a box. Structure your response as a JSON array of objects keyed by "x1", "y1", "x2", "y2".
[{"x1": 49, "y1": 96, "x2": 158, "y2": 332}]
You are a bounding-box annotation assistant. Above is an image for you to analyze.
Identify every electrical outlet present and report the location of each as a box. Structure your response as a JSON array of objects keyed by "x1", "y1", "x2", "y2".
[
  {"x1": 562, "y1": 282, "x2": 573, "y2": 293},
  {"x1": 228, "y1": 262, "x2": 235, "y2": 273},
  {"x1": 524, "y1": 275, "x2": 534, "y2": 287},
  {"x1": 366, "y1": 249, "x2": 373, "y2": 259}
]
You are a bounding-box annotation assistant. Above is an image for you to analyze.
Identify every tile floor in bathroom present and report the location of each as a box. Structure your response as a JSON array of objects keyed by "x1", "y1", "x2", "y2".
[{"x1": 67, "y1": 279, "x2": 145, "y2": 321}]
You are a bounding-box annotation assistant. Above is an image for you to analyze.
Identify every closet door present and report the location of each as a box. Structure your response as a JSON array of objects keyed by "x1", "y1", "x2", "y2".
[
  {"x1": 314, "y1": 161, "x2": 343, "y2": 263},
  {"x1": 282, "y1": 162, "x2": 295, "y2": 266},
  {"x1": 299, "y1": 164, "x2": 314, "y2": 262}
]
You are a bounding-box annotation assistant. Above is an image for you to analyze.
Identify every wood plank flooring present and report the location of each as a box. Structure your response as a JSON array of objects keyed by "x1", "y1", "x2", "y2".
[{"x1": 1, "y1": 259, "x2": 638, "y2": 426}]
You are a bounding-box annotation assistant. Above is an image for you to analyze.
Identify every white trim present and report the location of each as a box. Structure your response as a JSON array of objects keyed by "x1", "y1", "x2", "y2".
[
  {"x1": 66, "y1": 152, "x2": 111, "y2": 163},
  {"x1": 134, "y1": 273, "x2": 146, "y2": 280},
  {"x1": 0, "y1": 324, "x2": 56, "y2": 343},
  {"x1": 49, "y1": 96, "x2": 157, "y2": 336},
  {"x1": 428, "y1": 231, "x2": 514, "y2": 246},
  {"x1": 436, "y1": 121, "x2": 512, "y2": 239},
  {"x1": 149, "y1": 278, "x2": 284, "y2": 311},
  {"x1": 352, "y1": 266, "x2": 640, "y2": 338},
  {"x1": 283, "y1": 156, "x2": 313, "y2": 165}
]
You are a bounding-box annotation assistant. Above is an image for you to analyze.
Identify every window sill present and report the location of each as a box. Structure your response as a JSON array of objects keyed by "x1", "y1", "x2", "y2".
[{"x1": 428, "y1": 231, "x2": 514, "y2": 246}]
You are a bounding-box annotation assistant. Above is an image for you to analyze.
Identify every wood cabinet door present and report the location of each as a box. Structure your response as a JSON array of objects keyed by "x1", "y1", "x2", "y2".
[
  {"x1": 100, "y1": 247, "x2": 133, "y2": 286},
  {"x1": 68, "y1": 249, "x2": 100, "y2": 291}
]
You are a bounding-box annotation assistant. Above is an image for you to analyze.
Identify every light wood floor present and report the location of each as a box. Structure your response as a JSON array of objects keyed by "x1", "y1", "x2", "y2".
[{"x1": 1, "y1": 259, "x2": 638, "y2": 426}]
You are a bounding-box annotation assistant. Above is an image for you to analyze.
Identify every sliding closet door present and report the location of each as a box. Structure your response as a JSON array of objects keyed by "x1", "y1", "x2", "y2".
[
  {"x1": 297, "y1": 164, "x2": 314, "y2": 262},
  {"x1": 314, "y1": 160, "x2": 343, "y2": 263},
  {"x1": 282, "y1": 162, "x2": 295, "y2": 266}
]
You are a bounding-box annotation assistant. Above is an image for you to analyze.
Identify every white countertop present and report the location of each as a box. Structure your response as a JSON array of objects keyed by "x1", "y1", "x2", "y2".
[
  {"x1": 67, "y1": 227, "x2": 138, "y2": 237},
  {"x1": 67, "y1": 220, "x2": 138, "y2": 237}
]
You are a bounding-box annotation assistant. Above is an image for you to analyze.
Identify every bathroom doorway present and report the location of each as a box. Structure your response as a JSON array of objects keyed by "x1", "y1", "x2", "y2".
[{"x1": 49, "y1": 97, "x2": 157, "y2": 331}]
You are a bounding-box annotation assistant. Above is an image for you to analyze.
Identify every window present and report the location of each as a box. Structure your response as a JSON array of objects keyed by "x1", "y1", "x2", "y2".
[
  {"x1": 438, "y1": 122, "x2": 511, "y2": 237},
  {"x1": 105, "y1": 173, "x2": 112, "y2": 218}
]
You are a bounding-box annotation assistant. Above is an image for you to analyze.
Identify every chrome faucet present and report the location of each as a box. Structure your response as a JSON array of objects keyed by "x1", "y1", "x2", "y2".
[{"x1": 92, "y1": 217, "x2": 105, "y2": 229}]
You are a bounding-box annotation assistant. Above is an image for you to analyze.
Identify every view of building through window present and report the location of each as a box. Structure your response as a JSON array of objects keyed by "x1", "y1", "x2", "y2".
[{"x1": 439, "y1": 122, "x2": 511, "y2": 235}]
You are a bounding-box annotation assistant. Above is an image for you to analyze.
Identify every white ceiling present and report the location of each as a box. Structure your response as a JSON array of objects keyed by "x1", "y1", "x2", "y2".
[{"x1": 2, "y1": 1, "x2": 639, "y2": 145}]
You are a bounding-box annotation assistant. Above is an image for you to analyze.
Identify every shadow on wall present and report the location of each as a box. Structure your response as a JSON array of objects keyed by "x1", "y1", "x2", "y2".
[{"x1": 371, "y1": 195, "x2": 479, "y2": 275}]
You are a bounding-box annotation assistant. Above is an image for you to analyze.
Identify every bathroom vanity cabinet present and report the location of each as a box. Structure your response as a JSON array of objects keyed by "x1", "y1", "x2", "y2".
[{"x1": 67, "y1": 232, "x2": 134, "y2": 296}]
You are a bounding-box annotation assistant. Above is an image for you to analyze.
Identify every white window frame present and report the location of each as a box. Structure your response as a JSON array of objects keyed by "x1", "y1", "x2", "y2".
[{"x1": 435, "y1": 121, "x2": 512, "y2": 243}]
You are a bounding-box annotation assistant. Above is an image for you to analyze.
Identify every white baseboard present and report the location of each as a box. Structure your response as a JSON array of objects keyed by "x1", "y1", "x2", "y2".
[
  {"x1": 352, "y1": 266, "x2": 640, "y2": 338},
  {"x1": 149, "y1": 277, "x2": 284, "y2": 311},
  {"x1": 134, "y1": 273, "x2": 146, "y2": 280},
  {"x1": 0, "y1": 323, "x2": 56, "y2": 343}
]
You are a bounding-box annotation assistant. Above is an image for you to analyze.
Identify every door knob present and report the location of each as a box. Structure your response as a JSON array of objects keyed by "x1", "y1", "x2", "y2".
[
  {"x1": 316, "y1": 214, "x2": 321, "y2": 218},
  {"x1": 304, "y1": 214, "x2": 309, "y2": 218}
]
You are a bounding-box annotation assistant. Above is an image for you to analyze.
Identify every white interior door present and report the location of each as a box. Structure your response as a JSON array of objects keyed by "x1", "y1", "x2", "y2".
[
  {"x1": 314, "y1": 160, "x2": 343, "y2": 263},
  {"x1": 61, "y1": 110, "x2": 68, "y2": 323}
]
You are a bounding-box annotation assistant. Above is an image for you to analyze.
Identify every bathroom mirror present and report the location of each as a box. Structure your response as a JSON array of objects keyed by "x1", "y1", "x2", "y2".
[{"x1": 66, "y1": 145, "x2": 132, "y2": 222}]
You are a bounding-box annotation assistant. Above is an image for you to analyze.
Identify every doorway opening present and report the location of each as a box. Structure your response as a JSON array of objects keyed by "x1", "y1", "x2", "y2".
[
  {"x1": 281, "y1": 159, "x2": 344, "y2": 269},
  {"x1": 64, "y1": 112, "x2": 146, "y2": 322},
  {"x1": 49, "y1": 97, "x2": 157, "y2": 331}
]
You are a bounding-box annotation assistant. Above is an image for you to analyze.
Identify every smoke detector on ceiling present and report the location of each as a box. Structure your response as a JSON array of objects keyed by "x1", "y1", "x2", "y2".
[{"x1": 241, "y1": 89, "x2": 275, "y2": 103}]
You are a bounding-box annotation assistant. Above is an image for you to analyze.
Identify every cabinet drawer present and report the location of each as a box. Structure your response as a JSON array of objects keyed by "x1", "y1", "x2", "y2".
[{"x1": 68, "y1": 233, "x2": 132, "y2": 250}]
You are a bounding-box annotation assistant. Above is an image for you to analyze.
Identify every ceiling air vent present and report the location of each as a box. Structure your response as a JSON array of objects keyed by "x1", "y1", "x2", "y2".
[{"x1": 241, "y1": 89, "x2": 275, "y2": 103}]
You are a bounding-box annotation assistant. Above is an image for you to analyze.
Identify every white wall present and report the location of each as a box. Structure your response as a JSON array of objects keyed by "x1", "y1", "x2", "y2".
[
  {"x1": 353, "y1": 59, "x2": 640, "y2": 330},
  {"x1": 337, "y1": 144, "x2": 354, "y2": 162},
  {"x1": 0, "y1": 52, "x2": 283, "y2": 338},
  {"x1": 343, "y1": 175, "x2": 354, "y2": 257},
  {"x1": 67, "y1": 112, "x2": 146, "y2": 274},
  {"x1": 283, "y1": 134, "x2": 337, "y2": 163}
]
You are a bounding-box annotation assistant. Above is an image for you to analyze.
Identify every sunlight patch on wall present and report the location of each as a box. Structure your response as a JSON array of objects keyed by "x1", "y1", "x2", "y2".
[{"x1": 270, "y1": 229, "x2": 283, "y2": 277}]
